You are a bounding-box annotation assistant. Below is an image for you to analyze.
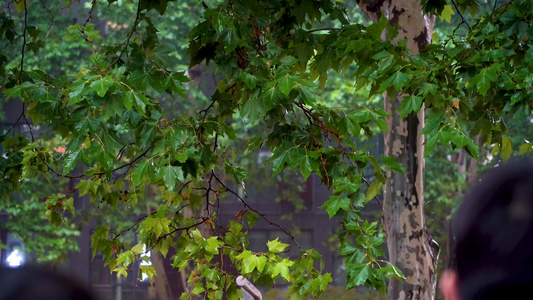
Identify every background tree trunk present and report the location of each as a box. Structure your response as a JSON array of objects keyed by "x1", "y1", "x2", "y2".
[{"x1": 358, "y1": 0, "x2": 438, "y2": 299}]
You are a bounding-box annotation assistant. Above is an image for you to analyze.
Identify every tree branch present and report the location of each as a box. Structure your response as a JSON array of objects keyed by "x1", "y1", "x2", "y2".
[{"x1": 212, "y1": 173, "x2": 304, "y2": 253}]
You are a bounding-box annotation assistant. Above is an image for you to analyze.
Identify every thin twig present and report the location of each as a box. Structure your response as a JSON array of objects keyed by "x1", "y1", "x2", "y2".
[
  {"x1": 105, "y1": 0, "x2": 142, "y2": 71},
  {"x1": 213, "y1": 173, "x2": 304, "y2": 253},
  {"x1": 39, "y1": 0, "x2": 55, "y2": 38},
  {"x1": 306, "y1": 27, "x2": 340, "y2": 33},
  {"x1": 450, "y1": 0, "x2": 471, "y2": 30},
  {"x1": 22, "y1": 106, "x2": 34, "y2": 141},
  {"x1": 84, "y1": 0, "x2": 97, "y2": 26},
  {"x1": 18, "y1": 0, "x2": 28, "y2": 84},
  {"x1": 112, "y1": 211, "x2": 157, "y2": 240}
]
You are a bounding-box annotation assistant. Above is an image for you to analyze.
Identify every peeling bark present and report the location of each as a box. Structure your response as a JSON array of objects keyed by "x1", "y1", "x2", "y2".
[{"x1": 358, "y1": 0, "x2": 438, "y2": 299}]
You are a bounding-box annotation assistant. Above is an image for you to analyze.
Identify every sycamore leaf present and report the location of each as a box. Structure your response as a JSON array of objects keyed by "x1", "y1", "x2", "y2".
[
  {"x1": 262, "y1": 87, "x2": 282, "y2": 112},
  {"x1": 132, "y1": 244, "x2": 144, "y2": 255},
  {"x1": 380, "y1": 71, "x2": 410, "y2": 92},
  {"x1": 235, "y1": 250, "x2": 267, "y2": 273},
  {"x1": 440, "y1": 5, "x2": 455, "y2": 23},
  {"x1": 471, "y1": 66, "x2": 498, "y2": 96},
  {"x1": 69, "y1": 80, "x2": 87, "y2": 104},
  {"x1": 132, "y1": 161, "x2": 150, "y2": 187},
  {"x1": 347, "y1": 263, "x2": 370, "y2": 288},
  {"x1": 367, "y1": 13, "x2": 389, "y2": 40},
  {"x1": 365, "y1": 180, "x2": 382, "y2": 203},
  {"x1": 14, "y1": 0, "x2": 26, "y2": 13},
  {"x1": 153, "y1": 217, "x2": 171, "y2": 235},
  {"x1": 333, "y1": 177, "x2": 361, "y2": 194},
  {"x1": 399, "y1": 96, "x2": 423, "y2": 118},
  {"x1": 205, "y1": 9, "x2": 235, "y2": 34},
  {"x1": 320, "y1": 195, "x2": 350, "y2": 219},
  {"x1": 161, "y1": 166, "x2": 184, "y2": 192},
  {"x1": 269, "y1": 142, "x2": 295, "y2": 176},
  {"x1": 383, "y1": 156, "x2": 407, "y2": 173},
  {"x1": 501, "y1": 135, "x2": 513, "y2": 161},
  {"x1": 90, "y1": 76, "x2": 115, "y2": 97},
  {"x1": 267, "y1": 238, "x2": 289, "y2": 253},
  {"x1": 519, "y1": 141, "x2": 533, "y2": 155},
  {"x1": 271, "y1": 258, "x2": 294, "y2": 281},
  {"x1": 129, "y1": 71, "x2": 151, "y2": 90},
  {"x1": 296, "y1": 153, "x2": 320, "y2": 180},
  {"x1": 424, "y1": 133, "x2": 439, "y2": 157},
  {"x1": 372, "y1": 50, "x2": 395, "y2": 72},
  {"x1": 63, "y1": 149, "x2": 82, "y2": 175},
  {"x1": 158, "y1": 237, "x2": 172, "y2": 258},
  {"x1": 241, "y1": 96, "x2": 265, "y2": 121},
  {"x1": 122, "y1": 90, "x2": 150, "y2": 116},
  {"x1": 276, "y1": 74, "x2": 296, "y2": 96},
  {"x1": 377, "y1": 264, "x2": 405, "y2": 281},
  {"x1": 418, "y1": 82, "x2": 438, "y2": 97}
]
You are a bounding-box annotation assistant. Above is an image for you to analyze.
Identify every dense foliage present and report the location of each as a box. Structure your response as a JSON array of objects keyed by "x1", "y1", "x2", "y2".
[{"x1": 1, "y1": 0, "x2": 532, "y2": 298}]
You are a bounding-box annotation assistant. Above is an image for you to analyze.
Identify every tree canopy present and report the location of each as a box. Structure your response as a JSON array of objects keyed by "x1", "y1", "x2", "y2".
[{"x1": 1, "y1": 0, "x2": 532, "y2": 298}]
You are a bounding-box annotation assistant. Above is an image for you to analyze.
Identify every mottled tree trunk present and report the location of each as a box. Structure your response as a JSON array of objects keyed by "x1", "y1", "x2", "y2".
[
  {"x1": 151, "y1": 250, "x2": 175, "y2": 300},
  {"x1": 358, "y1": 0, "x2": 438, "y2": 299}
]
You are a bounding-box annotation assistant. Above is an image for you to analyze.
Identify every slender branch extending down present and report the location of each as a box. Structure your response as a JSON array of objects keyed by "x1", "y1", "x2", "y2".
[
  {"x1": 148, "y1": 217, "x2": 210, "y2": 251},
  {"x1": 84, "y1": 0, "x2": 97, "y2": 26},
  {"x1": 38, "y1": 0, "x2": 55, "y2": 38},
  {"x1": 104, "y1": 0, "x2": 142, "y2": 72},
  {"x1": 450, "y1": 0, "x2": 471, "y2": 30},
  {"x1": 41, "y1": 147, "x2": 152, "y2": 180},
  {"x1": 111, "y1": 211, "x2": 158, "y2": 240},
  {"x1": 212, "y1": 173, "x2": 304, "y2": 253},
  {"x1": 18, "y1": 0, "x2": 27, "y2": 84}
]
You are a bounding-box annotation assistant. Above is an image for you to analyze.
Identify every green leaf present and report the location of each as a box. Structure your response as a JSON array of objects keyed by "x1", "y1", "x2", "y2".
[
  {"x1": 347, "y1": 263, "x2": 370, "y2": 288},
  {"x1": 333, "y1": 177, "x2": 361, "y2": 194},
  {"x1": 501, "y1": 135, "x2": 513, "y2": 162},
  {"x1": 269, "y1": 142, "x2": 294, "y2": 176},
  {"x1": 267, "y1": 238, "x2": 289, "y2": 253},
  {"x1": 243, "y1": 211, "x2": 259, "y2": 228},
  {"x1": 424, "y1": 133, "x2": 439, "y2": 157},
  {"x1": 399, "y1": 96, "x2": 423, "y2": 118},
  {"x1": 519, "y1": 141, "x2": 533, "y2": 155},
  {"x1": 418, "y1": 82, "x2": 438, "y2": 97},
  {"x1": 383, "y1": 156, "x2": 407, "y2": 173},
  {"x1": 205, "y1": 9, "x2": 234, "y2": 34},
  {"x1": 63, "y1": 149, "x2": 82, "y2": 175},
  {"x1": 161, "y1": 166, "x2": 184, "y2": 192},
  {"x1": 378, "y1": 264, "x2": 405, "y2": 281},
  {"x1": 235, "y1": 250, "x2": 268, "y2": 273},
  {"x1": 132, "y1": 161, "x2": 150, "y2": 187},
  {"x1": 320, "y1": 195, "x2": 350, "y2": 219},
  {"x1": 132, "y1": 244, "x2": 144, "y2": 255},
  {"x1": 241, "y1": 96, "x2": 265, "y2": 121},
  {"x1": 439, "y1": 5, "x2": 455, "y2": 23},
  {"x1": 471, "y1": 66, "x2": 498, "y2": 96},
  {"x1": 167, "y1": 72, "x2": 188, "y2": 97},
  {"x1": 296, "y1": 153, "x2": 320, "y2": 180},
  {"x1": 262, "y1": 87, "x2": 282, "y2": 112},
  {"x1": 90, "y1": 76, "x2": 114, "y2": 97},
  {"x1": 122, "y1": 90, "x2": 150, "y2": 116},
  {"x1": 68, "y1": 80, "x2": 87, "y2": 104},
  {"x1": 380, "y1": 71, "x2": 410, "y2": 93},
  {"x1": 14, "y1": 0, "x2": 26, "y2": 13},
  {"x1": 365, "y1": 180, "x2": 382, "y2": 203},
  {"x1": 367, "y1": 13, "x2": 389, "y2": 40},
  {"x1": 271, "y1": 258, "x2": 294, "y2": 281},
  {"x1": 129, "y1": 71, "x2": 151, "y2": 91},
  {"x1": 276, "y1": 74, "x2": 296, "y2": 96},
  {"x1": 372, "y1": 50, "x2": 395, "y2": 72}
]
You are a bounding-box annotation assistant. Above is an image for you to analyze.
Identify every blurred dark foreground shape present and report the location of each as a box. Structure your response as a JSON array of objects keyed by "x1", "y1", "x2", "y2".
[
  {"x1": 0, "y1": 267, "x2": 94, "y2": 300},
  {"x1": 440, "y1": 159, "x2": 533, "y2": 300}
]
